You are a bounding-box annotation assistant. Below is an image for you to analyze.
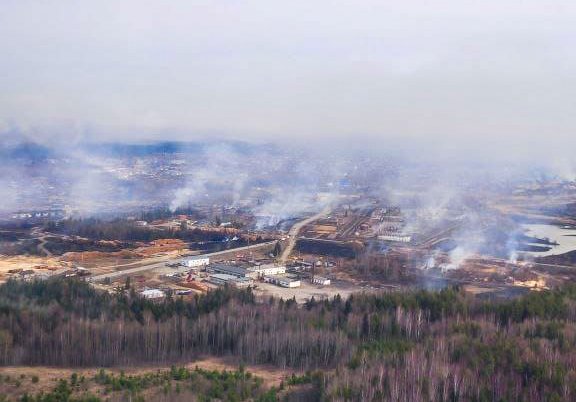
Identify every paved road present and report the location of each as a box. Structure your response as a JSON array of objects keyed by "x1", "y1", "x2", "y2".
[
  {"x1": 89, "y1": 240, "x2": 277, "y2": 282},
  {"x1": 279, "y1": 206, "x2": 332, "y2": 264},
  {"x1": 92, "y1": 205, "x2": 333, "y2": 282}
]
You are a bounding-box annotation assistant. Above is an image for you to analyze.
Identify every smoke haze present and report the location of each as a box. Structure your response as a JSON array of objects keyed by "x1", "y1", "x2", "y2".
[{"x1": 0, "y1": 0, "x2": 575, "y2": 158}]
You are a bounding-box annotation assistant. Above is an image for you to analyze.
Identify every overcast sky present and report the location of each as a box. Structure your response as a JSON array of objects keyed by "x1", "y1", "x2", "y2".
[{"x1": 0, "y1": 0, "x2": 575, "y2": 151}]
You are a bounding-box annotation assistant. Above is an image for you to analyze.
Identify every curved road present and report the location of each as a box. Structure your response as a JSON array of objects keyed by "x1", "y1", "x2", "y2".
[
  {"x1": 279, "y1": 206, "x2": 332, "y2": 264},
  {"x1": 92, "y1": 203, "x2": 333, "y2": 283},
  {"x1": 31, "y1": 227, "x2": 53, "y2": 257}
]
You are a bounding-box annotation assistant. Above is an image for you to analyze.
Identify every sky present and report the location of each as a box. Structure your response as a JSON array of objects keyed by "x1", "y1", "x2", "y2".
[{"x1": 0, "y1": 0, "x2": 575, "y2": 152}]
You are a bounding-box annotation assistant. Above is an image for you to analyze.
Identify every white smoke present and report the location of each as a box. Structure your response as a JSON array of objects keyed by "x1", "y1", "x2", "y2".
[
  {"x1": 444, "y1": 246, "x2": 474, "y2": 271},
  {"x1": 253, "y1": 190, "x2": 337, "y2": 229},
  {"x1": 505, "y1": 227, "x2": 522, "y2": 264},
  {"x1": 169, "y1": 144, "x2": 251, "y2": 212}
]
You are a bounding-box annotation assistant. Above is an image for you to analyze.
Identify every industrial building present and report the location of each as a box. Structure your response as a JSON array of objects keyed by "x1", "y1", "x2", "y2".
[
  {"x1": 247, "y1": 263, "x2": 286, "y2": 277},
  {"x1": 378, "y1": 234, "x2": 412, "y2": 243},
  {"x1": 182, "y1": 256, "x2": 210, "y2": 268},
  {"x1": 264, "y1": 275, "x2": 301, "y2": 288},
  {"x1": 207, "y1": 264, "x2": 255, "y2": 279},
  {"x1": 140, "y1": 289, "x2": 165, "y2": 300},
  {"x1": 209, "y1": 273, "x2": 253, "y2": 288}
]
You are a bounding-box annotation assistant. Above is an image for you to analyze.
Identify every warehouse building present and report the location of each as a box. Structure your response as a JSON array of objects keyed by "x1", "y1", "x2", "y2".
[
  {"x1": 207, "y1": 264, "x2": 255, "y2": 279},
  {"x1": 209, "y1": 273, "x2": 253, "y2": 288},
  {"x1": 248, "y1": 263, "x2": 286, "y2": 277},
  {"x1": 182, "y1": 256, "x2": 210, "y2": 268},
  {"x1": 264, "y1": 275, "x2": 301, "y2": 288},
  {"x1": 378, "y1": 234, "x2": 412, "y2": 243},
  {"x1": 140, "y1": 289, "x2": 165, "y2": 300}
]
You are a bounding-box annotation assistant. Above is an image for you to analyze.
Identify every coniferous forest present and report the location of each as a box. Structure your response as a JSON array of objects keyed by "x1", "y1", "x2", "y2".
[{"x1": 2, "y1": 279, "x2": 576, "y2": 401}]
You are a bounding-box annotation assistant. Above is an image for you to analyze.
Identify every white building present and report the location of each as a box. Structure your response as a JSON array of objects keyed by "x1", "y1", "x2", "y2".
[
  {"x1": 378, "y1": 235, "x2": 412, "y2": 243},
  {"x1": 209, "y1": 273, "x2": 253, "y2": 288},
  {"x1": 248, "y1": 264, "x2": 286, "y2": 277},
  {"x1": 208, "y1": 264, "x2": 253, "y2": 278},
  {"x1": 182, "y1": 256, "x2": 210, "y2": 268},
  {"x1": 140, "y1": 289, "x2": 165, "y2": 300},
  {"x1": 264, "y1": 275, "x2": 301, "y2": 288},
  {"x1": 312, "y1": 276, "x2": 331, "y2": 286}
]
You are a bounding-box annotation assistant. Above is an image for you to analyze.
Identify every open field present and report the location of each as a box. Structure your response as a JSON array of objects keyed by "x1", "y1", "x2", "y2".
[
  {"x1": 0, "y1": 255, "x2": 71, "y2": 283},
  {"x1": 0, "y1": 357, "x2": 294, "y2": 400}
]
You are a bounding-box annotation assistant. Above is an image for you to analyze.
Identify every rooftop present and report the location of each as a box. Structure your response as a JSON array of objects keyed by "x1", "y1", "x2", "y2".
[{"x1": 209, "y1": 264, "x2": 249, "y2": 276}]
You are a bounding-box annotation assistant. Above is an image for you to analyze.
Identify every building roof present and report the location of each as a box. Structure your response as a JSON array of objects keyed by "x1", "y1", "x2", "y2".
[
  {"x1": 210, "y1": 273, "x2": 238, "y2": 281},
  {"x1": 140, "y1": 289, "x2": 164, "y2": 298},
  {"x1": 248, "y1": 263, "x2": 285, "y2": 272},
  {"x1": 210, "y1": 273, "x2": 252, "y2": 283},
  {"x1": 266, "y1": 274, "x2": 300, "y2": 283},
  {"x1": 210, "y1": 264, "x2": 248, "y2": 276}
]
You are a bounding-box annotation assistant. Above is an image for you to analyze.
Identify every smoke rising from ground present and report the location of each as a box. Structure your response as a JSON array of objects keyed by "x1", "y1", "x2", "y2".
[
  {"x1": 168, "y1": 144, "x2": 347, "y2": 228},
  {"x1": 169, "y1": 144, "x2": 251, "y2": 212},
  {"x1": 2, "y1": 125, "x2": 576, "y2": 256}
]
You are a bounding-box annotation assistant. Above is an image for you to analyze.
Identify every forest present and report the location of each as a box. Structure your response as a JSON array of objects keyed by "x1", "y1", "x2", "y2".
[{"x1": 2, "y1": 279, "x2": 576, "y2": 401}]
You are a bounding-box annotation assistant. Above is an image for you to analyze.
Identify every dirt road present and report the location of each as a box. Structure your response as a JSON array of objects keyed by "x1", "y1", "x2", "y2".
[
  {"x1": 279, "y1": 206, "x2": 332, "y2": 264},
  {"x1": 30, "y1": 227, "x2": 53, "y2": 257},
  {"x1": 89, "y1": 240, "x2": 277, "y2": 282}
]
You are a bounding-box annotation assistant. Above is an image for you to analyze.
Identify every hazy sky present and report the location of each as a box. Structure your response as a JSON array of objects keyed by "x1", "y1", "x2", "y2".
[{"x1": 1, "y1": 0, "x2": 575, "y2": 149}]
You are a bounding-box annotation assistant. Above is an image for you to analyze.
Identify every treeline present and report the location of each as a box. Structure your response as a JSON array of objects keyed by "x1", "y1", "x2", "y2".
[
  {"x1": 323, "y1": 288, "x2": 576, "y2": 401},
  {"x1": 2, "y1": 280, "x2": 576, "y2": 400},
  {"x1": 0, "y1": 280, "x2": 346, "y2": 368},
  {"x1": 139, "y1": 206, "x2": 203, "y2": 222}
]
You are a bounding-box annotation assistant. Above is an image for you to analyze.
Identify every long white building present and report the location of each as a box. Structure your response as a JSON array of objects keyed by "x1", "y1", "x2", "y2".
[
  {"x1": 182, "y1": 256, "x2": 210, "y2": 268},
  {"x1": 378, "y1": 235, "x2": 412, "y2": 243},
  {"x1": 247, "y1": 264, "x2": 286, "y2": 277},
  {"x1": 140, "y1": 289, "x2": 165, "y2": 300},
  {"x1": 264, "y1": 275, "x2": 300, "y2": 288}
]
